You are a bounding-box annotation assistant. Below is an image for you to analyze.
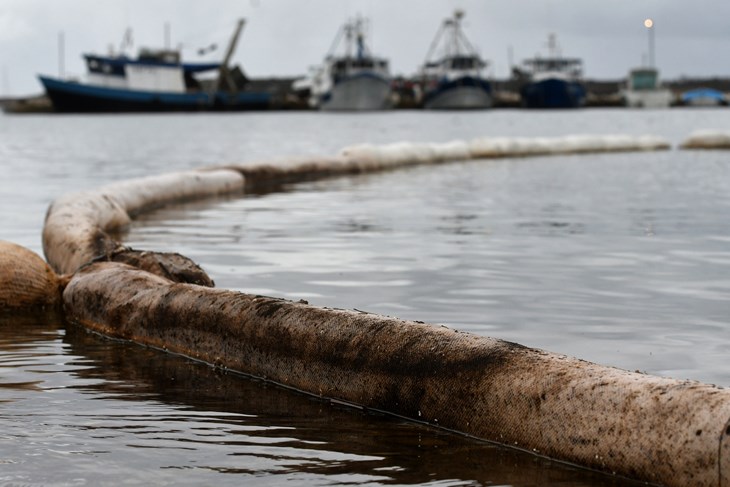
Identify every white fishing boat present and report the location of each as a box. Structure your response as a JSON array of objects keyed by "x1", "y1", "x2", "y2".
[
  {"x1": 621, "y1": 18, "x2": 674, "y2": 109},
  {"x1": 419, "y1": 10, "x2": 492, "y2": 110},
  {"x1": 622, "y1": 67, "x2": 673, "y2": 108},
  {"x1": 304, "y1": 17, "x2": 392, "y2": 111}
]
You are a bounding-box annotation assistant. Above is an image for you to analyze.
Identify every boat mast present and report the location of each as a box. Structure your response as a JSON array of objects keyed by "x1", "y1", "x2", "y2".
[
  {"x1": 344, "y1": 21, "x2": 354, "y2": 64},
  {"x1": 424, "y1": 20, "x2": 446, "y2": 64},
  {"x1": 164, "y1": 22, "x2": 171, "y2": 50},
  {"x1": 450, "y1": 10, "x2": 461, "y2": 58},
  {"x1": 326, "y1": 23, "x2": 345, "y2": 59},
  {"x1": 58, "y1": 31, "x2": 65, "y2": 78},
  {"x1": 424, "y1": 10, "x2": 478, "y2": 64},
  {"x1": 213, "y1": 18, "x2": 246, "y2": 93},
  {"x1": 356, "y1": 27, "x2": 365, "y2": 59},
  {"x1": 546, "y1": 33, "x2": 561, "y2": 58},
  {"x1": 454, "y1": 11, "x2": 478, "y2": 58}
]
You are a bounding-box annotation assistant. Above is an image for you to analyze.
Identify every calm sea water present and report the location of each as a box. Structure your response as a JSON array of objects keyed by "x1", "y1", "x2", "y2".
[{"x1": 2, "y1": 108, "x2": 730, "y2": 486}]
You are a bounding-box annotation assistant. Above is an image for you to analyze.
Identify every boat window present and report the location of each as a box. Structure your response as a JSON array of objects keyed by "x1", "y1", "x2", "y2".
[
  {"x1": 138, "y1": 48, "x2": 180, "y2": 64},
  {"x1": 85, "y1": 56, "x2": 126, "y2": 77},
  {"x1": 631, "y1": 70, "x2": 658, "y2": 90},
  {"x1": 526, "y1": 58, "x2": 582, "y2": 76},
  {"x1": 450, "y1": 56, "x2": 476, "y2": 69},
  {"x1": 352, "y1": 60, "x2": 374, "y2": 69}
]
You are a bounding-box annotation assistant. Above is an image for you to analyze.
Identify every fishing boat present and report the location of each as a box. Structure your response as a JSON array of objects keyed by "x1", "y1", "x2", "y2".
[
  {"x1": 37, "y1": 19, "x2": 271, "y2": 113},
  {"x1": 418, "y1": 10, "x2": 492, "y2": 110},
  {"x1": 621, "y1": 67, "x2": 673, "y2": 108},
  {"x1": 305, "y1": 16, "x2": 392, "y2": 111},
  {"x1": 515, "y1": 34, "x2": 586, "y2": 109}
]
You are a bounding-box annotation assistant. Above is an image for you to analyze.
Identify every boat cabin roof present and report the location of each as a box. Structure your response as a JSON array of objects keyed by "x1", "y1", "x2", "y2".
[
  {"x1": 681, "y1": 88, "x2": 725, "y2": 102},
  {"x1": 425, "y1": 55, "x2": 485, "y2": 71},
  {"x1": 628, "y1": 68, "x2": 660, "y2": 90},
  {"x1": 329, "y1": 56, "x2": 389, "y2": 71},
  {"x1": 524, "y1": 58, "x2": 582, "y2": 71},
  {"x1": 84, "y1": 52, "x2": 221, "y2": 75},
  {"x1": 137, "y1": 48, "x2": 180, "y2": 64},
  {"x1": 522, "y1": 57, "x2": 583, "y2": 79},
  {"x1": 628, "y1": 67, "x2": 658, "y2": 77}
]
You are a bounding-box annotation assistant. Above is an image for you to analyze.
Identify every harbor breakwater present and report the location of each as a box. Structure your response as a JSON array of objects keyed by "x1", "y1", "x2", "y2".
[{"x1": 4, "y1": 133, "x2": 730, "y2": 486}]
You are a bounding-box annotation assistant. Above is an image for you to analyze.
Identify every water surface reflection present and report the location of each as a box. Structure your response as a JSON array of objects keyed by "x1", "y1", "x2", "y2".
[
  {"x1": 0, "y1": 317, "x2": 641, "y2": 485},
  {"x1": 70, "y1": 324, "x2": 646, "y2": 486}
]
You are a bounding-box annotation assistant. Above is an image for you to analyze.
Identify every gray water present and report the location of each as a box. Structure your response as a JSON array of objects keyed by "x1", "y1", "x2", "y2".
[{"x1": 2, "y1": 108, "x2": 730, "y2": 485}]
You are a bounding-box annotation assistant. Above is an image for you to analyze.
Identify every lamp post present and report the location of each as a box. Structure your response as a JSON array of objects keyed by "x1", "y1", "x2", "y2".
[{"x1": 644, "y1": 18, "x2": 655, "y2": 68}]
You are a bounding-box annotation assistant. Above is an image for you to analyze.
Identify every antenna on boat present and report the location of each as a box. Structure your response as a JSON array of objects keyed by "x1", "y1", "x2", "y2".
[
  {"x1": 356, "y1": 31, "x2": 365, "y2": 59},
  {"x1": 354, "y1": 16, "x2": 370, "y2": 59},
  {"x1": 164, "y1": 22, "x2": 171, "y2": 50},
  {"x1": 546, "y1": 33, "x2": 561, "y2": 58},
  {"x1": 119, "y1": 28, "x2": 133, "y2": 55},
  {"x1": 344, "y1": 19, "x2": 355, "y2": 60},
  {"x1": 58, "y1": 31, "x2": 65, "y2": 78}
]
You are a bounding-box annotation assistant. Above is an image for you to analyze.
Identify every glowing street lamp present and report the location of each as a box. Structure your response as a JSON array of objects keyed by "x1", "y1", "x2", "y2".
[{"x1": 644, "y1": 18, "x2": 655, "y2": 68}]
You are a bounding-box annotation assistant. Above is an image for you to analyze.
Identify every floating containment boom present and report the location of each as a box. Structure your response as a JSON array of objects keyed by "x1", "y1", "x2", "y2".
[
  {"x1": 63, "y1": 260, "x2": 730, "y2": 487},
  {"x1": 10, "y1": 133, "x2": 730, "y2": 486},
  {"x1": 680, "y1": 130, "x2": 730, "y2": 149},
  {"x1": 0, "y1": 240, "x2": 65, "y2": 315}
]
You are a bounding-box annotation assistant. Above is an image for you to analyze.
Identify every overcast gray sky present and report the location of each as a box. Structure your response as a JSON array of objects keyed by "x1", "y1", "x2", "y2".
[{"x1": 2, "y1": 0, "x2": 729, "y2": 96}]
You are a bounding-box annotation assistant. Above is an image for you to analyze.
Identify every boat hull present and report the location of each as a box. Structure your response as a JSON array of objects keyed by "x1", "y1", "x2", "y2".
[
  {"x1": 684, "y1": 98, "x2": 724, "y2": 107},
  {"x1": 680, "y1": 89, "x2": 726, "y2": 107},
  {"x1": 520, "y1": 78, "x2": 586, "y2": 109},
  {"x1": 39, "y1": 75, "x2": 271, "y2": 113},
  {"x1": 320, "y1": 73, "x2": 391, "y2": 111},
  {"x1": 423, "y1": 77, "x2": 492, "y2": 110},
  {"x1": 622, "y1": 89, "x2": 673, "y2": 108}
]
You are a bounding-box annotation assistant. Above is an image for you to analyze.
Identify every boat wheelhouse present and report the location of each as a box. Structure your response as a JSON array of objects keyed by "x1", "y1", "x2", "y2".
[{"x1": 622, "y1": 67, "x2": 673, "y2": 108}]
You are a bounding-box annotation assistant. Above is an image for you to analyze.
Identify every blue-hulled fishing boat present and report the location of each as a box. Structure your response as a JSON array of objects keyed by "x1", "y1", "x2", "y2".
[
  {"x1": 38, "y1": 19, "x2": 271, "y2": 113},
  {"x1": 515, "y1": 34, "x2": 586, "y2": 109}
]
